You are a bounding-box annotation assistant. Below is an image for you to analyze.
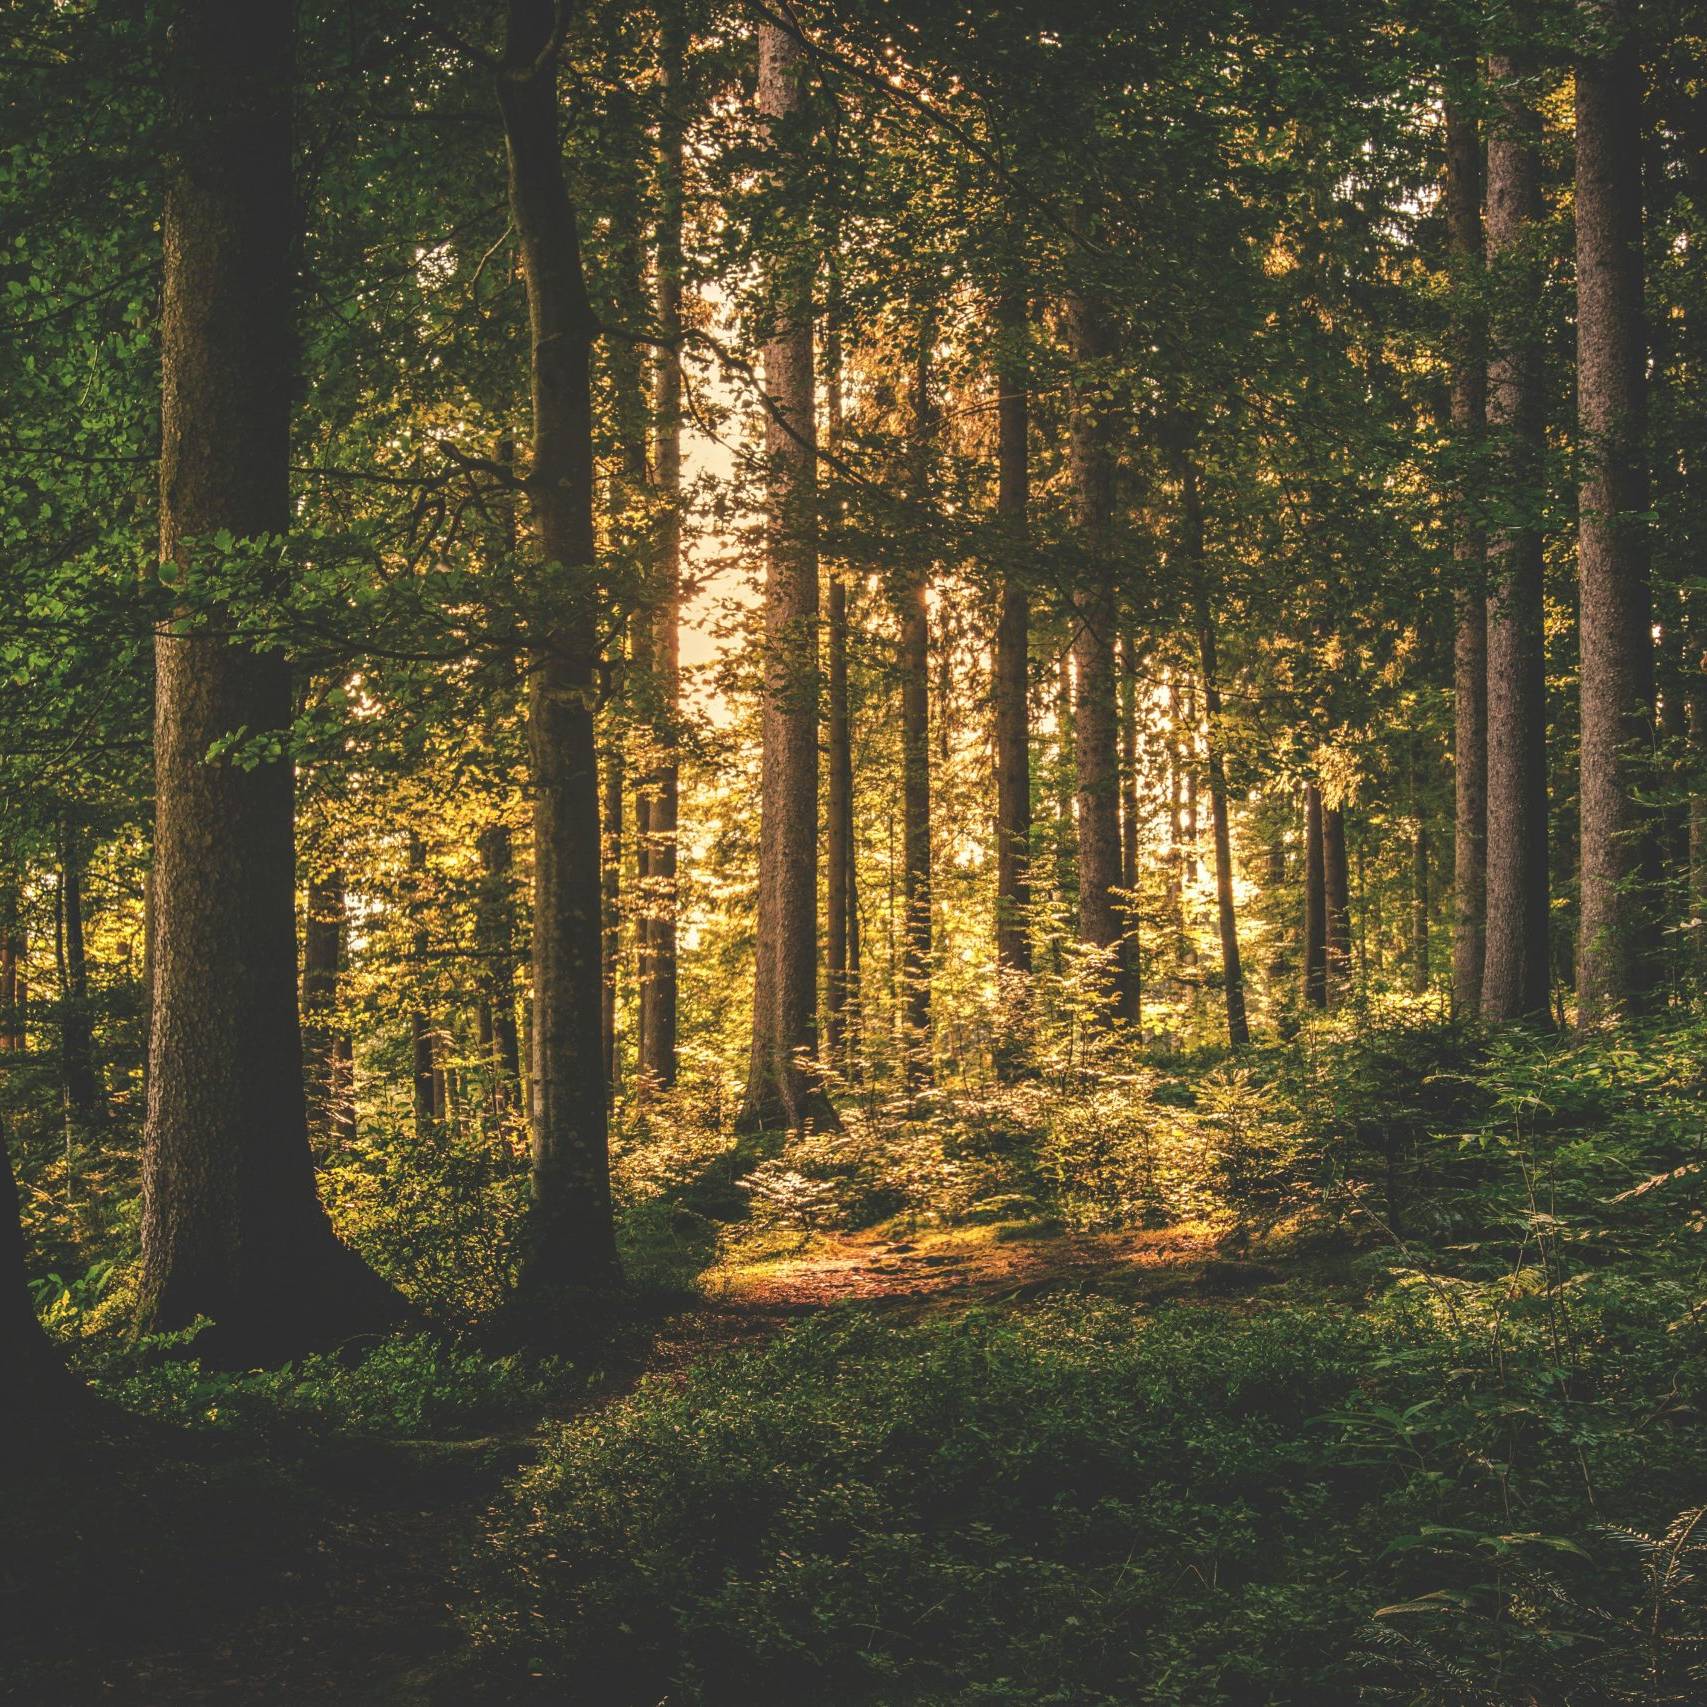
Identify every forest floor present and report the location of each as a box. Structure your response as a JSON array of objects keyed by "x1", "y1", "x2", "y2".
[{"x1": 4, "y1": 1220, "x2": 1337, "y2": 1706}]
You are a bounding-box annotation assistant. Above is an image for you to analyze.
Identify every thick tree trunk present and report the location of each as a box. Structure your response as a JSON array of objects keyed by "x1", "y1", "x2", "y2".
[
  {"x1": 1446, "y1": 82, "x2": 1489, "y2": 1016},
  {"x1": 1181, "y1": 459, "x2": 1247, "y2": 1046},
  {"x1": 57, "y1": 817, "x2": 102, "y2": 1134},
  {"x1": 136, "y1": 0, "x2": 403, "y2": 1355},
  {"x1": 1576, "y1": 0, "x2": 1658, "y2": 1021},
  {"x1": 1324, "y1": 806, "x2": 1351, "y2": 1005},
  {"x1": 1303, "y1": 784, "x2": 1328, "y2": 1008},
  {"x1": 1480, "y1": 53, "x2": 1552, "y2": 1024},
  {"x1": 993, "y1": 281, "x2": 1031, "y2": 979},
  {"x1": 499, "y1": 0, "x2": 618, "y2": 1292},
  {"x1": 739, "y1": 20, "x2": 834, "y2": 1132},
  {"x1": 897, "y1": 335, "x2": 933, "y2": 1085},
  {"x1": 1065, "y1": 287, "x2": 1123, "y2": 1011},
  {"x1": 637, "y1": 11, "x2": 684, "y2": 1092}
]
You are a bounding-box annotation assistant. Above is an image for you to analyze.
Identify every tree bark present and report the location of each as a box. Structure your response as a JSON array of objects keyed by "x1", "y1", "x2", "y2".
[
  {"x1": 600, "y1": 734, "x2": 622, "y2": 1091},
  {"x1": 1118, "y1": 632, "x2": 1141, "y2": 1026},
  {"x1": 477, "y1": 823, "x2": 522, "y2": 1110},
  {"x1": 498, "y1": 0, "x2": 618, "y2": 1291},
  {"x1": 1324, "y1": 805, "x2": 1351, "y2": 1005},
  {"x1": 897, "y1": 333, "x2": 933, "y2": 1084},
  {"x1": 136, "y1": 0, "x2": 404, "y2": 1355},
  {"x1": 824, "y1": 321, "x2": 857, "y2": 1066},
  {"x1": 739, "y1": 19, "x2": 834, "y2": 1132},
  {"x1": 1575, "y1": 0, "x2": 1659, "y2": 1021},
  {"x1": 637, "y1": 8, "x2": 685, "y2": 1092},
  {"x1": 1480, "y1": 53, "x2": 1552, "y2": 1024},
  {"x1": 1303, "y1": 784, "x2": 1328, "y2": 1008},
  {"x1": 1065, "y1": 286, "x2": 1123, "y2": 1011},
  {"x1": 993, "y1": 280, "x2": 1031, "y2": 979},
  {"x1": 1446, "y1": 81, "x2": 1489, "y2": 1015},
  {"x1": 1181, "y1": 458, "x2": 1247, "y2": 1045}
]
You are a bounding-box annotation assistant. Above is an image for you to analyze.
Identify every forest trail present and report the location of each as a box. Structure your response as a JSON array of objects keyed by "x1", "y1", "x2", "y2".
[{"x1": 19, "y1": 1222, "x2": 1317, "y2": 1707}]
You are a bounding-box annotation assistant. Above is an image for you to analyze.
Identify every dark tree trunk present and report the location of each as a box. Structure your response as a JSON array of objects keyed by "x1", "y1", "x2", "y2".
[
  {"x1": 1481, "y1": 53, "x2": 1552, "y2": 1024},
  {"x1": 1181, "y1": 459, "x2": 1247, "y2": 1046},
  {"x1": 1412, "y1": 817, "x2": 1432, "y2": 995},
  {"x1": 993, "y1": 280, "x2": 1031, "y2": 979},
  {"x1": 637, "y1": 10, "x2": 684, "y2": 1092},
  {"x1": 301, "y1": 865, "x2": 351, "y2": 1148},
  {"x1": 408, "y1": 832, "x2": 436, "y2": 1138},
  {"x1": 1446, "y1": 81, "x2": 1489, "y2": 1015},
  {"x1": 476, "y1": 824, "x2": 522, "y2": 1109},
  {"x1": 1054, "y1": 642, "x2": 1075, "y2": 927},
  {"x1": 897, "y1": 334, "x2": 933, "y2": 1084},
  {"x1": 1065, "y1": 286, "x2": 1123, "y2": 1008},
  {"x1": 58, "y1": 816, "x2": 103, "y2": 1134},
  {"x1": 1118, "y1": 632, "x2": 1141, "y2": 1026},
  {"x1": 824, "y1": 321, "x2": 857, "y2": 1064},
  {"x1": 1324, "y1": 806, "x2": 1351, "y2": 1005},
  {"x1": 1575, "y1": 0, "x2": 1659, "y2": 1021},
  {"x1": 137, "y1": 0, "x2": 403, "y2": 1355},
  {"x1": 498, "y1": 0, "x2": 618, "y2": 1291},
  {"x1": 0, "y1": 882, "x2": 23, "y2": 1054},
  {"x1": 740, "y1": 19, "x2": 834, "y2": 1132},
  {"x1": 1303, "y1": 784, "x2": 1328, "y2": 1008},
  {"x1": 600, "y1": 735, "x2": 622, "y2": 1092}
]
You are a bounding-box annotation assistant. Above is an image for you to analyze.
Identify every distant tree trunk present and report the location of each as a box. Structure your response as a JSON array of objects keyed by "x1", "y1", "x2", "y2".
[
  {"x1": 1303, "y1": 784, "x2": 1328, "y2": 1008},
  {"x1": 408, "y1": 832, "x2": 436, "y2": 1137},
  {"x1": 1055, "y1": 642, "x2": 1075, "y2": 925},
  {"x1": 1180, "y1": 457, "x2": 1247, "y2": 1046},
  {"x1": 824, "y1": 318, "x2": 857, "y2": 1065},
  {"x1": 58, "y1": 817, "x2": 102, "y2": 1133},
  {"x1": 1575, "y1": 0, "x2": 1658, "y2": 1021},
  {"x1": 1118, "y1": 632, "x2": 1141, "y2": 1025},
  {"x1": 1412, "y1": 817, "x2": 1432, "y2": 994},
  {"x1": 301, "y1": 866, "x2": 350, "y2": 1148},
  {"x1": 740, "y1": 19, "x2": 834, "y2": 1132},
  {"x1": 1065, "y1": 286, "x2": 1123, "y2": 1009},
  {"x1": 897, "y1": 333, "x2": 933, "y2": 1085},
  {"x1": 637, "y1": 10, "x2": 685, "y2": 1092},
  {"x1": 1446, "y1": 81, "x2": 1489, "y2": 1016},
  {"x1": 600, "y1": 735, "x2": 622, "y2": 1092},
  {"x1": 137, "y1": 0, "x2": 403, "y2": 1354},
  {"x1": 498, "y1": 0, "x2": 617, "y2": 1291},
  {"x1": 476, "y1": 824, "x2": 522, "y2": 1109},
  {"x1": 1166, "y1": 682, "x2": 1185, "y2": 957},
  {"x1": 0, "y1": 882, "x2": 23, "y2": 1054},
  {"x1": 1324, "y1": 806, "x2": 1351, "y2": 1005},
  {"x1": 993, "y1": 278, "x2": 1031, "y2": 978},
  {"x1": 1481, "y1": 53, "x2": 1551, "y2": 1024}
]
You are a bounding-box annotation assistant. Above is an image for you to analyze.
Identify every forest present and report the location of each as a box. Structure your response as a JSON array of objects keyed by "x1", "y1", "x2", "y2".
[{"x1": 3, "y1": 0, "x2": 1707, "y2": 1701}]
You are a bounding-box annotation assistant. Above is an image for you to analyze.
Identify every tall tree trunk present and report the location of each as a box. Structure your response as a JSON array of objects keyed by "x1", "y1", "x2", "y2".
[
  {"x1": 993, "y1": 279, "x2": 1031, "y2": 979},
  {"x1": 1446, "y1": 80, "x2": 1489, "y2": 1015},
  {"x1": 739, "y1": 19, "x2": 834, "y2": 1132},
  {"x1": 498, "y1": 0, "x2": 617, "y2": 1291},
  {"x1": 1575, "y1": 0, "x2": 1658, "y2": 1021},
  {"x1": 897, "y1": 333, "x2": 933, "y2": 1084},
  {"x1": 1054, "y1": 641, "x2": 1075, "y2": 929},
  {"x1": 1480, "y1": 52, "x2": 1552, "y2": 1024},
  {"x1": 1324, "y1": 806, "x2": 1351, "y2": 1005},
  {"x1": 1412, "y1": 816, "x2": 1432, "y2": 994},
  {"x1": 1181, "y1": 458, "x2": 1247, "y2": 1046},
  {"x1": 58, "y1": 817, "x2": 102, "y2": 1133},
  {"x1": 637, "y1": 9, "x2": 685, "y2": 1092},
  {"x1": 408, "y1": 832, "x2": 436, "y2": 1137},
  {"x1": 1303, "y1": 784, "x2": 1328, "y2": 1008},
  {"x1": 824, "y1": 310, "x2": 858, "y2": 1067},
  {"x1": 0, "y1": 881, "x2": 23, "y2": 1054},
  {"x1": 600, "y1": 734, "x2": 622, "y2": 1092},
  {"x1": 1065, "y1": 286, "x2": 1123, "y2": 1010},
  {"x1": 1118, "y1": 632, "x2": 1141, "y2": 1025},
  {"x1": 137, "y1": 0, "x2": 402, "y2": 1353},
  {"x1": 477, "y1": 824, "x2": 522, "y2": 1110}
]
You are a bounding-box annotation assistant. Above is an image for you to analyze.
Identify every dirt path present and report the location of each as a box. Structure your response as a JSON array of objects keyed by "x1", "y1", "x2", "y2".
[{"x1": 9, "y1": 1225, "x2": 1309, "y2": 1706}]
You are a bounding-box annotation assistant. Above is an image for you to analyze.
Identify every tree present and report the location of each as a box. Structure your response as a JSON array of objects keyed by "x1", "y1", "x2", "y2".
[
  {"x1": 1480, "y1": 51, "x2": 1551, "y2": 1025},
  {"x1": 497, "y1": 0, "x2": 619, "y2": 1291},
  {"x1": 136, "y1": 0, "x2": 404, "y2": 1355},
  {"x1": 1445, "y1": 79, "x2": 1489, "y2": 1016},
  {"x1": 1575, "y1": 0, "x2": 1658, "y2": 1021},
  {"x1": 1304, "y1": 783, "x2": 1328, "y2": 1008},
  {"x1": 740, "y1": 17, "x2": 835, "y2": 1132}
]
